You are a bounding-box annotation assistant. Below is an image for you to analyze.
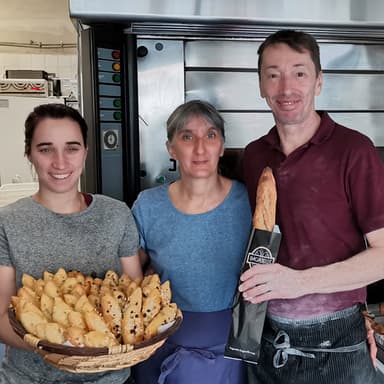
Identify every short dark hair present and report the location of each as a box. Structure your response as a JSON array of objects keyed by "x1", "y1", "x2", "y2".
[
  {"x1": 167, "y1": 100, "x2": 225, "y2": 142},
  {"x1": 24, "y1": 103, "x2": 88, "y2": 156},
  {"x1": 258, "y1": 30, "x2": 321, "y2": 76}
]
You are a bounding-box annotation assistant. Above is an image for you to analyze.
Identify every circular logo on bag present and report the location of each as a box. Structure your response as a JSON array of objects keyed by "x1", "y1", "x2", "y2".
[{"x1": 247, "y1": 246, "x2": 275, "y2": 267}]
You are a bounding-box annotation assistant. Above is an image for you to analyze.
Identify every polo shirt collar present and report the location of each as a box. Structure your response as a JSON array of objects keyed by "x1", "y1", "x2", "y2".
[
  {"x1": 264, "y1": 111, "x2": 336, "y2": 149},
  {"x1": 309, "y1": 111, "x2": 336, "y2": 145}
]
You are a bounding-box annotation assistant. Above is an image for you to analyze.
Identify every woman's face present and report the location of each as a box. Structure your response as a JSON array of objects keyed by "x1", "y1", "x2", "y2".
[
  {"x1": 167, "y1": 115, "x2": 224, "y2": 180},
  {"x1": 28, "y1": 117, "x2": 88, "y2": 195}
]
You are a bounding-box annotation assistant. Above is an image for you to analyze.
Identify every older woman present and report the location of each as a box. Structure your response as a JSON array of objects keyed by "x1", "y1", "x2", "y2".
[{"x1": 132, "y1": 100, "x2": 252, "y2": 384}]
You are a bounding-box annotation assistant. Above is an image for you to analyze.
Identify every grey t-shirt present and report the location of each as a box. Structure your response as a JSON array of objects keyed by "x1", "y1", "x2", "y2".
[{"x1": 0, "y1": 194, "x2": 139, "y2": 383}]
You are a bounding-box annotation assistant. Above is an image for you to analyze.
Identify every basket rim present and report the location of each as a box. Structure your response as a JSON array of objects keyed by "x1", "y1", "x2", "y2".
[{"x1": 8, "y1": 306, "x2": 182, "y2": 356}]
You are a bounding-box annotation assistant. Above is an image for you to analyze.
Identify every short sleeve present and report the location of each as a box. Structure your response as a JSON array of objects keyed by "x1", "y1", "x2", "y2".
[
  {"x1": 0, "y1": 214, "x2": 12, "y2": 267},
  {"x1": 118, "y1": 205, "x2": 140, "y2": 257},
  {"x1": 131, "y1": 192, "x2": 147, "y2": 250},
  {"x1": 347, "y1": 138, "x2": 384, "y2": 234}
]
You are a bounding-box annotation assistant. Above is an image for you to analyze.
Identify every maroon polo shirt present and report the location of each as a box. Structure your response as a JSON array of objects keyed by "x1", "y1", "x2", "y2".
[{"x1": 243, "y1": 111, "x2": 384, "y2": 318}]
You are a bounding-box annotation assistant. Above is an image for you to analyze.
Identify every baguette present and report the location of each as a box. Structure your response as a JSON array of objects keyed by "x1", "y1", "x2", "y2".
[{"x1": 253, "y1": 167, "x2": 277, "y2": 231}]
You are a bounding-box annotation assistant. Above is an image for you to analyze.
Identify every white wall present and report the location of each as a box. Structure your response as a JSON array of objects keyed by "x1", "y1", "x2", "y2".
[
  {"x1": 0, "y1": 1, "x2": 77, "y2": 44},
  {"x1": 0, "y1": 96, "x2": 67, "y2": 185},
  {"x1": 0, "y1": 52, "x2": 77, "y2": 81},
  {"x1": 0, "y1": 0, "x2": 78, "y2": 87}
]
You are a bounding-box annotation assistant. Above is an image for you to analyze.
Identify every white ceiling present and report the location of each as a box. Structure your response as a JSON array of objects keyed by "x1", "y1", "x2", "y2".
[{"x1": 0, "y1": 0, "x2": 76, "y2": 45}]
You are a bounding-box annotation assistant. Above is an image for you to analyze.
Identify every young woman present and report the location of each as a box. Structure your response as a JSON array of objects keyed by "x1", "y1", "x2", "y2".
[
  {"x1": 0, "y1": 103, "x2": 142, "y2": 383},
  {"x1": 132, "y1": 100, "x2": 252, "y2": 384}
]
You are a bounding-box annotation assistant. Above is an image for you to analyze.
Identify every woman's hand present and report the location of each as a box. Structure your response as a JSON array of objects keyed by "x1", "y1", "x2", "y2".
[
  {"x1": 0, "y1": 266, "x2": 33, "y2": 350},
  {"x1": 364, "y1": 315, "x2": 377, "y2": 368}
]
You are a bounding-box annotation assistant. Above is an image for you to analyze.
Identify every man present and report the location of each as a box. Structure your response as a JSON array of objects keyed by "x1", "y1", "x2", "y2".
[{"x1": 240, "y1": 29, "x2": 383, "y2": 383}]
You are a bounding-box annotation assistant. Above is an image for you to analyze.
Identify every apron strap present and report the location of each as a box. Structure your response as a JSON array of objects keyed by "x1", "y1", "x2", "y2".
[{"x1": 266, "y1": 330, "x2": 366, "y2": 369}]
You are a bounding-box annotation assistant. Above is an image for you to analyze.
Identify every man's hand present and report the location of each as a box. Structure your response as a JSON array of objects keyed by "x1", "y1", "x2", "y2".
[{"x1": 238, "y1": 263, "x2": 306, "y2": 303}]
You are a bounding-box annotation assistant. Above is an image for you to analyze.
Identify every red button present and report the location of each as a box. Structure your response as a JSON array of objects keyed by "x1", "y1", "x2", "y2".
[{"x1": 112, "y1": 50, "x2": 120, "y2": 60}]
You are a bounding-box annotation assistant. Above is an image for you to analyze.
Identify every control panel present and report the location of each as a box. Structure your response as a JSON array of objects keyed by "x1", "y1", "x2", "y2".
[{"x1": 96, "y1": 47, "x2": 124, "y2": 200}]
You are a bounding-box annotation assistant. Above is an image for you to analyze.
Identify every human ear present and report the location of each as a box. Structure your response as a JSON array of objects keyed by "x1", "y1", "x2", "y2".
[
  {"x1": 165, "y1": 140, "x2": 177, "y2": 160},
  {"x1": 315, "y1": 71, "x2": 323, "y2": 96},
  {"x1": 259, "y1": 77, "x2": 266, "y2": 99},
  {"x1": 219, "y1": 141, "x2": 225, "y2": 157},
  {"x1": 166, "y1": 141, "x2": 177, "y2": 159}
]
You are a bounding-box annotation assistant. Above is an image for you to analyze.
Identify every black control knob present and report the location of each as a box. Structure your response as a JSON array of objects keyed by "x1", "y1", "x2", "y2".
[{"x1": 137, "y1": 46, "x2": 148, "y2": 58}]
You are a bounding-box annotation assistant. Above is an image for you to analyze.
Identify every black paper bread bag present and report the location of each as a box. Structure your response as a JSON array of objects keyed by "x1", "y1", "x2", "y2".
[{"x1": 225, "y1": 167, "x2": 281, "y2": 364}]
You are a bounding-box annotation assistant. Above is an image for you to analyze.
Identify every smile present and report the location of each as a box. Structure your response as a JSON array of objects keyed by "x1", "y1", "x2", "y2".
[
  {"x1": 51, "y1": 173, "x2": 71, "y2": 180},
  {"x1": 277, "y1": 99, "x2": 300, "y2": 110},
  {"x1": 278, "y1": 100, "x2": 298, "y2": 106}
]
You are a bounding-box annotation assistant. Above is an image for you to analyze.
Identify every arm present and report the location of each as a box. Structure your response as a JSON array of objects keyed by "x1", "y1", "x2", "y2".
[
  {"x1": 138, "y1": 248, "x2": 156, "y2": 275},
  {"x1": 138, "y1": 248, "x2": 149, "y2": 267},
  {"x1": 239, "y1": 227, "x2": 384, "y2": 303},
  {"x1": 120, "y1": 254, "x2": 143, "y2": 281},
  {"x1": 0, "y1": 266, "x2": 32, "y2": 350}
]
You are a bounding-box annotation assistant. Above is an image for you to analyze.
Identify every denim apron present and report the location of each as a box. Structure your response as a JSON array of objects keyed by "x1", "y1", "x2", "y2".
[{"x1": 132, "y1": 309, "x2": 245, "y2": 384}]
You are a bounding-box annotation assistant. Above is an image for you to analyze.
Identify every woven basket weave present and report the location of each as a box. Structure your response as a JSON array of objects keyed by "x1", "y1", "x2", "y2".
[{"x1": 9, "y1": 307, "x2": 182, "y2": 373}]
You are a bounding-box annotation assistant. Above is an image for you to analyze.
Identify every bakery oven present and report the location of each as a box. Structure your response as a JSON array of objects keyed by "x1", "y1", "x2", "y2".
[
  {"x1": 69, "y1": 2, "x2": 384, "y2": 358},
  {"x1": 69, "y1": 0, "x2": 384, "y2": 203}
]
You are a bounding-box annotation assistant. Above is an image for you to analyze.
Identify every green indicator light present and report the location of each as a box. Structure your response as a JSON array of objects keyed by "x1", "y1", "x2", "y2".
[
  {"x1": 113, "y1": 111, "x2": 122, "y2": 121},
  {"x1": 112, "y1": 74, "x2": 121, "y2": 83},
  {"x1": 155, "y1": 175, "x2": 166, "y2": 184},
  {"x1": 113, "y1": 99, "x2": 122, "y2": 108}
]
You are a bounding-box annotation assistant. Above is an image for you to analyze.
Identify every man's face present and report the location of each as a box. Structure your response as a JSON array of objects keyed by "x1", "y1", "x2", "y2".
[{"x1": 259, "y1": 43, "x2": 322, "y2": 128}]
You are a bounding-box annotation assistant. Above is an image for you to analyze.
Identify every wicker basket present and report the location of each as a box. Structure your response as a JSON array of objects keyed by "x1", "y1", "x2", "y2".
[{"x1": 9, "y1": 307, "x2": 182, "y2": 373}]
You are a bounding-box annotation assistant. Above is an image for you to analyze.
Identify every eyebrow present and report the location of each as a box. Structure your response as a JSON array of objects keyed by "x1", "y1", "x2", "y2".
[
  {"x1": 36, "y1": 141, "x2": 82, "y2": 147},
  {"x1": 177, "y1": 128, "x2": 193, "y2": 134},
  {"x1": 264, "y1": 63, "x2": 307, "y2": 70},
  {"x1": 178, "y1": 125, "x2": 219, "y2": 134}
]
